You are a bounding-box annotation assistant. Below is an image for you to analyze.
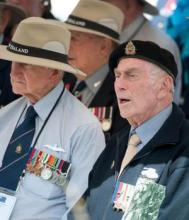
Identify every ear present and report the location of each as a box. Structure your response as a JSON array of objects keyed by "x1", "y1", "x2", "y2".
[
  {"x1": 99, "y1": 38, "x2": 114, "y2": 60},
  {"x1": 157, "y1": 76, "x2": 173, "y2": 100},
  {"x1": 49, "y1": 69, "x2": 62, "y2": 82}
]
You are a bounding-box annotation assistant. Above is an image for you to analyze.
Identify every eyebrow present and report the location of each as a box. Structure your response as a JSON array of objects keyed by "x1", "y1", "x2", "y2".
[{"x1": 114, "y1": 67, "x2": 138, "y2": 74}]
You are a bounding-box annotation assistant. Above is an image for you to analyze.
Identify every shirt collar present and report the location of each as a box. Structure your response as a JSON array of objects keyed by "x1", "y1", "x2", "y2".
[
  {"x1": 32, "y1": 81, "x2": 64, "y2": 121},
  {"x1": 131, "y1": 104, "x2": 172, "y2": 147},
  {"x1": 85, "y1": 64, "x2": 109, "y2": 94}
]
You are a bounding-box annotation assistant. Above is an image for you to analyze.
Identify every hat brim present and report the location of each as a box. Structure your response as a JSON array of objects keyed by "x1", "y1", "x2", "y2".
[
  {"x1": 0, "y1": 3, "x2": 26, "y2": 26},
  {"x1": 0, "y1": 45, "x2": 86, "y2": 78},
  {"x1": 65, "y1": 23, "x2": 119, "y2": 43},
  {"x1": 142, "y1": 1, "x2": 159, "y2": 15}
]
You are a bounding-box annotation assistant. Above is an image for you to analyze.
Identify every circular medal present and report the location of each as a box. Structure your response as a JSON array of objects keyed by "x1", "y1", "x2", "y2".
[
  {"x1": 41, "y1": 167, "x2": 52, "y2": 180},
  {"x1": 102, "y1": 119, "x2": 112, "y2": 132}
]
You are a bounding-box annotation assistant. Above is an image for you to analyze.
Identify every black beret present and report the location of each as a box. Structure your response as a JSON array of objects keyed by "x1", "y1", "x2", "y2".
[{"x1": 109, "y1": 40, "x2": 178, "y2": 80}]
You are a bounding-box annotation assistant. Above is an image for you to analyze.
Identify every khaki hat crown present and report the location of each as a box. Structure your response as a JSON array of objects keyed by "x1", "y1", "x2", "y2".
[
  {"x1": 65, "y1": 0, "x2": 124, "y2": 42},
  {"x1": 0, "y1": 17, "x2": 85, "y2": 77}
]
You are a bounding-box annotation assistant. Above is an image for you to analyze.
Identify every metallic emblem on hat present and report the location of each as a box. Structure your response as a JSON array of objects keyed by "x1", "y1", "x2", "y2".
[
  {"x1": 41, "y1": 167, "x2": 53, "y2": 180},
  {"x1": 15, "y1": 144, "x2": 22, "y2": 154},
  {"x1": 125, "y1": 41, "x2": 136, "y2": 55}
]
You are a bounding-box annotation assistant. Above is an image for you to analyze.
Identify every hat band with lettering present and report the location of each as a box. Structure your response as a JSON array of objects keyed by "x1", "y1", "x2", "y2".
[
  {"x1": 8, "y1": 41, "x2": 68, "y2": 64},
  {"x1": 65, "y1": 15, "x2": 119, "y2": 40}
]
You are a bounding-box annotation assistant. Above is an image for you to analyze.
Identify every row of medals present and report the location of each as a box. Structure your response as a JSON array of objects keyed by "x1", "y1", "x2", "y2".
[
  {"x1": 26, "y1": 152, "x2": 70, "y2": 187},
  {"x1": 90, "y1": 106, "x2": 113, "y2": 132}
]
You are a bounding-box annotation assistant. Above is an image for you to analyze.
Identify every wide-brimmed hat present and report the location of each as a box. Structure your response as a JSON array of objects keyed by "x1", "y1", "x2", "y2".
[
  {"x1": 0, "y1": 17, "x2": 86, "y2": 77},
  {"x1": 0, "y1": 2, "x2": 26, "y2": 26},
  {"x1": 141, "y1": 0, "x2": 159, "y2": 15},
  {"x1": 65, "y1": 0, "x2": 124, "y2": 43},
  {"x1": 109, "y1": 40, "x2": 177, "y2": 81}
]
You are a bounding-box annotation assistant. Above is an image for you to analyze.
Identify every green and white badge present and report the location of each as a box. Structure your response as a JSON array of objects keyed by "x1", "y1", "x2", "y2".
[{"x1": 122, "y1": 168, "x2": 166, "y2": 220}]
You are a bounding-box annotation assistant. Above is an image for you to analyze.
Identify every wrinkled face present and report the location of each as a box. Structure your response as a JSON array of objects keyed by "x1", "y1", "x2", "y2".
[
  {"x1": 11, "y1": 62, "x2": 54, "y2": 103},
  {"x1": 68, "y1": 31, "x2": 105, "y2": 76},
  {"x1": 114, "y1": 58, "x2": 161, "y2": 126}
]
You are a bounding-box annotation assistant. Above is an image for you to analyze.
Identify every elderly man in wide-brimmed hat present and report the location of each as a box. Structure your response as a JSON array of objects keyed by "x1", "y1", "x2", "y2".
[
  {"x1": 63, "y1": 0, "x2": 128, "y2": 141},
  {"x1": 101, "y1": 0, "x2": 182, "y2": 106},
  {"x1": 0, "y1": 17, "x2": 105, "y2": 219}
]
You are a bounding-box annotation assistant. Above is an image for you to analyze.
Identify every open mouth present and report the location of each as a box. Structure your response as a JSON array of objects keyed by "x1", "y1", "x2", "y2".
[
  {"x1": 119, "y1": 98, "x2": 130, "y2": 104},
  {"x1": 13, "y1": 80, "x2": 25, "y2": 84}
]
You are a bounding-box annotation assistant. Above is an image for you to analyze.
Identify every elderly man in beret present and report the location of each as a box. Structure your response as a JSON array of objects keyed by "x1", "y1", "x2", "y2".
[
  {"x1": 102, "y1": 0, "x2": 182, "y2": 106},
  {"x1": 70, "y1": 40, "x2": 189, "y2": 220},
  {"x1": 0, "y1": 17, "x2": 105, "y2": 219}
]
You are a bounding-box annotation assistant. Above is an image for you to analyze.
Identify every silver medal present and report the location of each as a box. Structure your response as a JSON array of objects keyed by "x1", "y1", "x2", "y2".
[{"x1": 41, "y1": 167, "x2": 52, "y2": 180}]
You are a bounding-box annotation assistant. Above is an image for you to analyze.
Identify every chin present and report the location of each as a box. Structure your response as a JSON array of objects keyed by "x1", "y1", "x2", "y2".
[
  {"x1": 120, "y1": 111, "x2": 129, "y2": 119},
  {"x1": 12, "y1": 88, "x2": 25, "y2": 96}
]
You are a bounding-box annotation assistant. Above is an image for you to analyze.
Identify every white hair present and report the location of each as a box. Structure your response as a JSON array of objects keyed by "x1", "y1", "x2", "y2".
[{"x1": 148, "y1": 62, "x2": 175, "y2": 95}]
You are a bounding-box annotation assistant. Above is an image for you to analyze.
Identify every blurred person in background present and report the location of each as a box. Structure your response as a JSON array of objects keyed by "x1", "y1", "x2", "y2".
[
  {"x1": 64, "y1": 0, "x2": 129, "y2": 141},
  {"x1": 42, "y1": 0, "x2": 55, "y2": 19},
  {"x1": 102, "y1": 0, "x2": 182, "y2": 106},
  {"x1": 166, "y1": 1, "x2": 189, "y2": 119},
  {"x1": 6, "y1": 0, "x2": 42, "y2": 17},
  {"x1": 0, "y1": 1, "x2": 25, "y2": 106}
]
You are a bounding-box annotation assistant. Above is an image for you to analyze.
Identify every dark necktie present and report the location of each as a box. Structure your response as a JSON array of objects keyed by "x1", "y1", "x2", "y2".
[
  {"x1": 73, "y1": 81, "x2": 87, "y2": 99},
  {"x1": 0, "y1": 106, "x2": 37, "y2": 191}
]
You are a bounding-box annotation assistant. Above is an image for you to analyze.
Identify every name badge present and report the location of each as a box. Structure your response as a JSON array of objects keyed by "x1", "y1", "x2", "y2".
[{"x1": 0, "y1": 191, "x2": 17, "y2": 220}]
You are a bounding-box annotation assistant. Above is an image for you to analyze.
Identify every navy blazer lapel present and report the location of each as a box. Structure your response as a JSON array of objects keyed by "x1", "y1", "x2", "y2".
[{"x1": 134, "y1": 104, "x2": 184, "y2": 161}]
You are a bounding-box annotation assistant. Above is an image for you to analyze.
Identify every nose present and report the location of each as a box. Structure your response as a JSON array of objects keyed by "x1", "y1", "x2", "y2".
[{"x1": 114, "y1": 76, "x2": 127, "y2": 91}]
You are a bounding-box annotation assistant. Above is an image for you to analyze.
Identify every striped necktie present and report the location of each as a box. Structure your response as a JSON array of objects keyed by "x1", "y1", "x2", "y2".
[
  {"x1": 119, "y1": 133, "x2": 141, "y2": 176},
  {"x1": 0, "y1": 106, "x2": 37, "y2": 191}
]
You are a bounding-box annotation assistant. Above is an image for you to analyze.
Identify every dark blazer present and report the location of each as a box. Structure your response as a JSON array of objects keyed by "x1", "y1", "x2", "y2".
[
  {"x1": 182, "y1": 87, "x2": 189, "y2": 119},
  {"x1": 84, "y1": 104, "x2": 189, "y2": 220},
  {"x1": 63, "y1": 72, "x2": 129, "y2": 139}
]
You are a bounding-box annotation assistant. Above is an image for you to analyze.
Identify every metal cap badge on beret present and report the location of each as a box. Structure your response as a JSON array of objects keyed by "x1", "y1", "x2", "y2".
[
  {"x1": 65, "y1": 0, "x2": 124, "y2": 43},
  {"x1": 109, "y1": 40, "x2": 178, "y2": 80}
]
